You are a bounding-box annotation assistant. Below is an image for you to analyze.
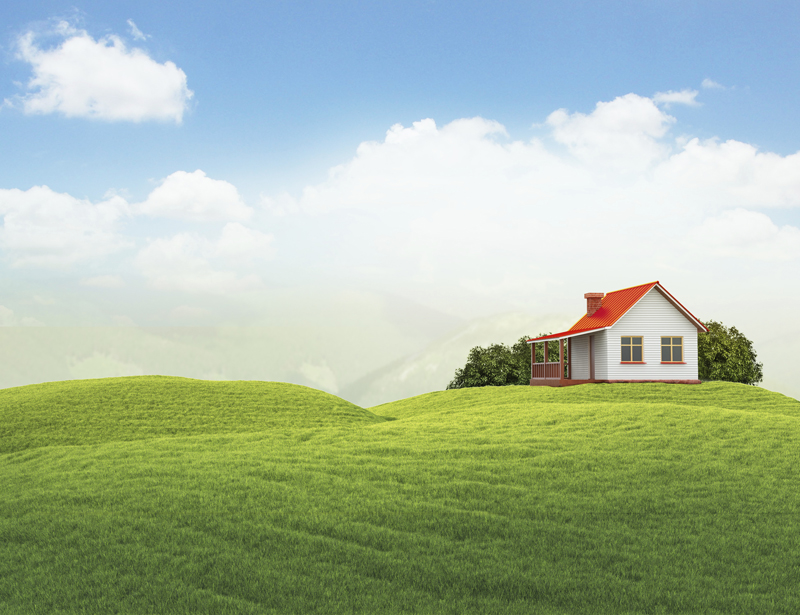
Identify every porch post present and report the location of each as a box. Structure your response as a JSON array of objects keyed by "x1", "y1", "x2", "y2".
[
  {"x1": 559, "y1": 339, "x2": 565, "y2": 382},
  {"x1": 542, "y1": 340, "x2": 548, "y2": 382},
  {"x1": 530, "y1": 342, "x2": 534, "y2": 379},
  {"x1": 568, "y1": 337, "x2": 572, "y2": 380}
]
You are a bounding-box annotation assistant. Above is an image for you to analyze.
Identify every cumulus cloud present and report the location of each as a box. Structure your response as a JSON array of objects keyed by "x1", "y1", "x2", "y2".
[
  {"x1": 136, "y1": 170, "x2": 252, "y2": 221},
  {"x1": 0, "y1": 169, "x2": 258, "y2": 283},
  {"x1": 691, "y1": 209, "x2": 800, "y2": 261},
  {"x1": 652, "y1": 89, "x2": 700, "y2": 107},
  {"x1": 134, "y1": 223, "x2": 273, "y2": 293},
  {"x1": 14, "y1": 21, "x2": 192, "y2": 123},
  {"x1": 0, "y1": 185, "x2": 130, "y2": 267},
  {"x1": 292, "y1": 117, "x2": 520, "y2": 214},
  {"x1": 284, "y1": 93, "x2": 800, "y2": 222},
  {"x1": 657, "y1": 138, "x2": 800, "y2": 209},
  {"x1": 259, "y1": 91, "x2": 800, "y2": 314},
  {"x1": 546, "y1": 93, "x2": 674, "y2": 170}
]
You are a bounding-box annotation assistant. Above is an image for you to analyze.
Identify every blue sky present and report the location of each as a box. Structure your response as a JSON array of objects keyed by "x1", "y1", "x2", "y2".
[
  {"x1": 4, "y1": 1, "x2": 800, "y2": 197},
  {"x1": 1, "y1": 1, "x2": 799, "y2": 400}
]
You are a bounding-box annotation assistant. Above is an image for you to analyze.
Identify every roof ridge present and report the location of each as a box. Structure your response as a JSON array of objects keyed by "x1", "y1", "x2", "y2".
[{"x1": 604, "y1": 280, "x2": 659, "y2": 296}]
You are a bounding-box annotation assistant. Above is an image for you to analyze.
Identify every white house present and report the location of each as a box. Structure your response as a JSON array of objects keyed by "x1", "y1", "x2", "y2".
[{"x1": 528, "y1": 281, "x2": 708, "y2": 386}]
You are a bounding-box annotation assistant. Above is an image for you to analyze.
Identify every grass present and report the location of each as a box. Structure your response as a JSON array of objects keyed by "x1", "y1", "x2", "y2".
[
  {"x1": 1, "y1": 377, "x2": 799, "y2": 614},
  {"x1": 0, "y1": 376, "x2": 384, "y2": 454}
]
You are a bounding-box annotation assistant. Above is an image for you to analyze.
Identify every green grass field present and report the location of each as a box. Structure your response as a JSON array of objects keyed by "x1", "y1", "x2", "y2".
[{"x1": 1, "y1": 377, "x2": 798, "y2": 614}]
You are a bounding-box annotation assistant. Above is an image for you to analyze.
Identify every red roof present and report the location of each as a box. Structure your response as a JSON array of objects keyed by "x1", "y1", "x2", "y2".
[
  {"x1": 569, "y1": 281, "x2": 658, "y2": 331},
  {"x1": 528, "y1": 281, "x2": 707, "y2": 342}
]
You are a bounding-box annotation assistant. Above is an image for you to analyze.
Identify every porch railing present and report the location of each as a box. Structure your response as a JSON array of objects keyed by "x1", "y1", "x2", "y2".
[{"x1": 532, "y1": 362, "x2": 561, "y2": 379}]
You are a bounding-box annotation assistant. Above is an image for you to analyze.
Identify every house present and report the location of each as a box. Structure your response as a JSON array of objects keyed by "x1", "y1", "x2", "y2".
[{"x1": 528, "y1": 281, "x2": 708, "y2": 386}]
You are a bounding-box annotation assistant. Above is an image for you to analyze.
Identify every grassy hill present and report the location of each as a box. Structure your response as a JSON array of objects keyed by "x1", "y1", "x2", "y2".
[
  {"x1": 0, "y1": 376, "x2": 385, "y2": 454},
  {"x1": 1, "y1": 378, "x2": 798, "y2": 614}
]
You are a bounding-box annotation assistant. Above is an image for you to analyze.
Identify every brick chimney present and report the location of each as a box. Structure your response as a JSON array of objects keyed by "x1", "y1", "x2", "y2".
[{"x1": 584, "y1": 292, "x2": 604, "y2": 317}]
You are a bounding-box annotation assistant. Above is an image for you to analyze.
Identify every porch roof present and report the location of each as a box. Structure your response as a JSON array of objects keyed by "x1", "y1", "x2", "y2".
[{"x1": 527, "y1": 326, "x2": 607, "y2": 343}]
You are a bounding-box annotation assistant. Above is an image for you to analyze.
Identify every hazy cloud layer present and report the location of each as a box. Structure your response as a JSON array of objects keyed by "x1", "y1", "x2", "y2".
[
  {"x1": 80, "y1": 275, "x2": 125, "y2": 288},
  {"x1": 134, "y1": 223, "x2": 273, "y2": 293},
  {"x1": 13, "y1": 21, "x2": 192, "y2": 123},
  {"x1": 0, "y1": 305, "x2": 44, "y2": 326},
  {"x1": 1, "y1": 91, "x2": 798, "y2": 403},
  {"x1": 692, "y1": 209, "x2": 800, "y2": 261}
]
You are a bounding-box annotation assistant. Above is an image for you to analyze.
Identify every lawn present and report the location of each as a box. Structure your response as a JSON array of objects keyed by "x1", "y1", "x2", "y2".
[{"x1": 1, "y1": 377, "x2": 798, "y2": 614}]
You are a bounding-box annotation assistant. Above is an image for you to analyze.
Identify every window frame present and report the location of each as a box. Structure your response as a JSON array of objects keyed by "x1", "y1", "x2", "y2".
[
  {"x1": 620, "y1": 335, "x2": 645, "y2": 364},
  {"x1": 660, "y1": 336, "x2": 685, "y2": 364}
]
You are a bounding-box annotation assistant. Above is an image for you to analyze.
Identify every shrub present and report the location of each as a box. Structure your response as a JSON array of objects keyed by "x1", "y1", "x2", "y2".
[
  {"x1": 699, "y1": 320, "x2": 763, "y2": 385},
  {"x1": 447, "y1": 334, "x2": 558, "y2": 389}
]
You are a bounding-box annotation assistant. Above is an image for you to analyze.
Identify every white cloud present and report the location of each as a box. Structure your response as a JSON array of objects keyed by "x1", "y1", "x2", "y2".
[
  {"x1": 652, "y1": 89, "x2": 700, "y2": 107},
  {"x1": 701, "y1": 78, "x2": 726, "y2": 90},
  {"x1": 260, "y1": 91, "x2": 800, "y2": 319},
  {"x1": 127, "y1": 19, "x2": 149, "y2": 41},
  {"x1": 80, "y1": 275, "x2": 125, "y2": 288},
  {"x1": 215, "y1": 222, "x2": 274, "y2": 262},
  {"x1": 657, "y1": 138, "x2": 800, "y2": 209},
  {"x1": 14, "y1": 21, "x2": 192, "y2": 123},
  {"x1": 284, "y1": 93, "x2": 800, "y2": 226},
  {"x1": 0, "y1": 185, "x2": 130, "y2": 267},
  {"x1": 137, "y1": 170, "x2": 252, "y2": 221},
  {"x1": 261, "y1": 191, "x2": 299, "y2": 216},
  {"x1": 691, "y1": 209, "x2": 800, "y2": 261},
  {"x1": 134, "y1": 224, "x2": 273, "y2": 293},
  {"x1": 546, "y1": 93, "x2": 674, "y2": 170}
]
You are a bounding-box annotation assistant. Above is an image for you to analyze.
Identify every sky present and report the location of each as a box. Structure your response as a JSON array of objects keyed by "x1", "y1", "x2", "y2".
[{"x1": 1, "y1": 1, "x2": 799, "y2": 402}]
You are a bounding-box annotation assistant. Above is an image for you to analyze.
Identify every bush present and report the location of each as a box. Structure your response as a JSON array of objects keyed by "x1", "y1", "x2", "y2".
[
  {"x1": 699, "y1": 320, "x2": 763, "y2": 385},
  {"x1": 447, "y1": 334, "x2": 559, "y2": 389}
]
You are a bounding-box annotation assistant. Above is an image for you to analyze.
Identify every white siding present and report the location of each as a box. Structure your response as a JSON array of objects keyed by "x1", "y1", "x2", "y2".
[
  {"x1": 571, "y1": 335, "x2": 590, "y2": 379},
  {"x1": 593, "y1": 330, "x2": 609, "y2": 380},
  {"x1": 603, "y1": 288, "x2": 699, "y2": 380}
]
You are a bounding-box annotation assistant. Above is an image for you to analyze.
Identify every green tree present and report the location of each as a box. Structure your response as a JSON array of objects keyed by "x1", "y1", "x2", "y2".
[
  {"x1": 698, "y1": 320, "x2": 763, "y2": 385},
  {"x1": 447, "y1": 334, "x2": 559, "y2": 389}
]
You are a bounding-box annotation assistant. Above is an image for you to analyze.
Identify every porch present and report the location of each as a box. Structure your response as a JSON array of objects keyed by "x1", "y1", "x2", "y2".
[{"x1": 529, "y1": 335, "x2": 598, "y2": 387}]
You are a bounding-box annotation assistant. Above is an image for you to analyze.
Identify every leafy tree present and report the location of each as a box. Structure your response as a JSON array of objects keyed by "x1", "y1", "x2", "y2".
[
  {"x1": 698, "y1": 320, "x2": 763, "y2": 385},
  {"x1": 447, "y1": 334, "x2": 560, "y2": 389}
]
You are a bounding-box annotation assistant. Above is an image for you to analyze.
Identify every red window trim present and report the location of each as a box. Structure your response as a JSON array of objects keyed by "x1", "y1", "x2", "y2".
[
  {"x1": 661, "y1": 361, "x2": 686, "y2": 364},
  {"x1": 620, "y1": 361, "x2": 646, "y2": 364}
]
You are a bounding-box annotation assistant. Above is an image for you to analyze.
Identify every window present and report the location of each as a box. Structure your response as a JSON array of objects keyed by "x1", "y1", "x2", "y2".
[
  {"x1": 661, "y1": 337, "x2": 683, "y2": 362},
  {"x1": 621, "y1": 336, "x2": 643, "y2": 362}
]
